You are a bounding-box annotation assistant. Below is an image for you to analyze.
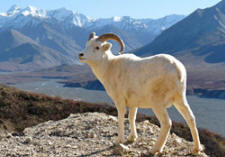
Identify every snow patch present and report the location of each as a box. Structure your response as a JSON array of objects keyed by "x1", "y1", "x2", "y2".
[
  {"x1": 21, "y1": 6, "x2": 46, "y2": 17},
  {"x1": 7, "y1": 5, "x2": 21, "y2": 16},
  {"x1": 161, "y1": 26, "x2": 166, "y2": 31},
  {"x1": 113, "y1": 16, "x2": 122, "y2": 22}
]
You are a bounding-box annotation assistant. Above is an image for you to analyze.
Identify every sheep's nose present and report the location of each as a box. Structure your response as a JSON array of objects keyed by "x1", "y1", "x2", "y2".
[{"x1": 79, "y1": 53, "x2": 84, "y2": 57}]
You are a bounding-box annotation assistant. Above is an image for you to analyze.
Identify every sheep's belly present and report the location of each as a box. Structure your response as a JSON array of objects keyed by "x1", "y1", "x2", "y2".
[
  {"x1": 126, "y1": 92, "x2": 174, "y2": 109},
  {"x1": 125, "y1": 83, "x2": 176, "y2": 108},
  {"x1": 125, "y1": 92, "x2": 155, "y2": 108}
]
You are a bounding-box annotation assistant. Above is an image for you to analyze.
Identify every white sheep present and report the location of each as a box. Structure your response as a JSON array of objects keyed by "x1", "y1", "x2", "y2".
[{"x1": 78, "y1": 32, "x2": 202, "y2": 155}]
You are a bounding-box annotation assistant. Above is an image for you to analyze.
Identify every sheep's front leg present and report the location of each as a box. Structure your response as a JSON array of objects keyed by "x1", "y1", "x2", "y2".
[
  {"x1": 128, "y1": 107, "x2": 138, "y2": 142},
  {"x1": 116, "y1": 105, "x2": 126, "y2": 144},
  {"x1": 151, "y1": 107, "x2": 172, "y2": 154}
]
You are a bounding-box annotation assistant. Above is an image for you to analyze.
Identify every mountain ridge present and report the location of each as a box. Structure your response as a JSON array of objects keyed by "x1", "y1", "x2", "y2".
[
  {"x1": 0, "y1": 5, "x2": 184, "y2": 71},
  {"x1": 133, "y1": 0, "x2": 225, "y2": 63},
  {"x1": 0, "y1": 5, "x2": 185, "y2": 32}
]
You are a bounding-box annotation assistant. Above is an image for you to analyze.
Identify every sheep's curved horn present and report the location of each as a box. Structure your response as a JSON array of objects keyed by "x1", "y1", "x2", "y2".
[
  {"x1": 88, "y1": 32, "x2": 96, "y2": 40},
  {"x1": 97, "y1": 33, "x2": 125, "y2": 53}
]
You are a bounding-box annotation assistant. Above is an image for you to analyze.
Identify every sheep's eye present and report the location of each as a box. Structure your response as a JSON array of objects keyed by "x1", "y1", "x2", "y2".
[{"x1": 95, "y1": 46, "x2": 100, "y2": 50}]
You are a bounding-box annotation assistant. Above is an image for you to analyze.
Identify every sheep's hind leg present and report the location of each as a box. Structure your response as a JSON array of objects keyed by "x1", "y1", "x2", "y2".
[
  {"x1": 173, "y1": 94, "x2": 202, "y2": 155},
  {"x1": 128, "y1": 107, "x2": 138, "y2": 142},
  {"x1": 151, "y1": 107, "x2": 172, "y2": 154}
]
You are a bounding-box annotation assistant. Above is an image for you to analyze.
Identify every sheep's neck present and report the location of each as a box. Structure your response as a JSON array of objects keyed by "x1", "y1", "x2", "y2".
[{"x1": 89, "y1": 52, "x2": 115, "y2": 86}]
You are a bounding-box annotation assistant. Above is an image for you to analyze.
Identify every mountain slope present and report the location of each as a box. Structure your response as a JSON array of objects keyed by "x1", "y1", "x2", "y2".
[
  {"x1": 92, "y1": 25, "x2": 142, "y2": 52},
  {"x1": 87, "y1": 15, "x2": 185, "y2": 45},
  {"x1": 18, "y1": 22, "x2": 84, "y2": 60},
  {"x1": 0, "y1": 29, "x2": 35, "y2": 51},
  {"x1": 0, "y1": 29, "x2": 73, "y2": 71},
  {"x1": 134, "y1": 0, "x2": 225, "y2": 63}
]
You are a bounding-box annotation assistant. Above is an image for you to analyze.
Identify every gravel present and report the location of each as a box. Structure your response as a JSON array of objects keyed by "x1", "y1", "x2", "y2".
[{"x1": 0, "y1": 112, "x2": 207, "y2": 157}]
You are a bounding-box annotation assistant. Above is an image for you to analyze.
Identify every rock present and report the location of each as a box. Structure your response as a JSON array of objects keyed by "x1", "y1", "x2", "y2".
[
  {"x1": 113, "y1": 143, "x2": 130, "y2": 155},
  {"x1": 0, "y1": 112, "x2": 208, "y2": 157},
  {"x1": 87, "y1": 131, "x2": 97, "y2": 138},
  {"x1": 24, "y1": 137, "x2": 32, "y2": 144},
  {"x1": 6, "y1": 133, "x2": 12, "y2": 138}
]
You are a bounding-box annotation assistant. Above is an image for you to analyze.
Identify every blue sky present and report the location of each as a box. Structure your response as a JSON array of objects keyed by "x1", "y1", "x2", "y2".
[{"x1": 0, "y1": 0, "x2": 222, "y2": 19}]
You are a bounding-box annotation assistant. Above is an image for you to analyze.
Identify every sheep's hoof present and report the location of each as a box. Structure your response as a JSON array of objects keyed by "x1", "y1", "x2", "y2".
[
  {"x1": 151, "y1": 147, "x2": 162, "y2": 154},
  {"x1": 192, "y1": 146, "x2": 203, "y2": 155},
  {"x1": 116, "y1": 138, "x2": 125, "y2": 144},
  {"x1": 128, "y1": 134, "x2": 138, "y2": 142}
]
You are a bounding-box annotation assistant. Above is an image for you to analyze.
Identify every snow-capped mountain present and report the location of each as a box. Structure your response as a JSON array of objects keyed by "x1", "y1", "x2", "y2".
[
  {"x1": 88, "y1": 15, "x2": 184, "y2": 34},
  {"x1": 0, "y1": 5, "x2": 185, "y2": 71},
  {"x1": 0, "y1": 5, "x2": 185, "y2": 49},
  {"x1": 0, "y1": 5, "x2": 185, "y2": 32},
  {"x1": 0, "y1": 5, "x2": 46, "y2": 28},
  {"x1": 0, "y1": 5, "x2": 91, "y2": 29},
  {"x1": 87, "y1": 15, "x2": 185, "y2": 44},
  {"x1": 47, "y1": 8, "x2": 92, "y2": 28}
]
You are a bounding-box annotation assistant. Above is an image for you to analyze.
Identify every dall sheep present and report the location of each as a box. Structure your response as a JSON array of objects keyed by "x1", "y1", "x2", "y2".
[{"x1": 78, "y1": 32, "x2": 202, "y2": 155}]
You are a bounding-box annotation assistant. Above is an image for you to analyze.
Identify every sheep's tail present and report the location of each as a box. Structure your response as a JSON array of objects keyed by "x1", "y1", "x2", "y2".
[{"x1": 174, "y1": 60, "x2": 187, "y2": 91}]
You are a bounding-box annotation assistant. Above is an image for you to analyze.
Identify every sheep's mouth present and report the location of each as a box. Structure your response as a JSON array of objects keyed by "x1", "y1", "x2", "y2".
[{"x1": 79, "y1": 56, "x2": 86, "y2": 61}]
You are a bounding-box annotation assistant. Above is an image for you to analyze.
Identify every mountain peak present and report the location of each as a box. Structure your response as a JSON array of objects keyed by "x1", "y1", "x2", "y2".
[
  {"x1": 215, "y1": 0, "x2": 225, "y2": 12},
  {"x1": 7, "y1": 5, "x2": 20, "y2": 16},
  {"x1": 21, "y1": 5, "x2": 46, "y2": 17},
  {"x1": 0, "y1": 5, "x2": 185, "y2": 29},
  {"x1": 47, "y1": 8, "x2": 91, "y2": 27},
  {"x1": 24, "y1": 5, "x2": 38, "y2": 12},
  {"x1": 216, "y1": 0, "x2": 225, "y2": 6},
  {"x1": 47, "y1": 7, "x2": 74, "y2": 20}
]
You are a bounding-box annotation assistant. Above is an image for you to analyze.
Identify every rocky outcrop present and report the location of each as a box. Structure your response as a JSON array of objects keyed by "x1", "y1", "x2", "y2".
[{"x1": 0, "y1": 112, "x2": 207, "y2": 157}]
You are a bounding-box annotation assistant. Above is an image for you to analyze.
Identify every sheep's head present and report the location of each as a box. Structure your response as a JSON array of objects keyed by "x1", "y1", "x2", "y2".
[{"x1": 79, "y1": 32, "x2": 124, "y2": 64}]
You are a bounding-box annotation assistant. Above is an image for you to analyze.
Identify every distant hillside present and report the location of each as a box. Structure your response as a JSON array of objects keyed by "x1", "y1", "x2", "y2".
[
  {"x1": 93, "y1": 25, "x2": 143, "y2": 52},
  {"x1": 0, "y1": 29, "x2": 74, "y2": 71},
  {"x1": 0, "y1": 84, "x2": 225, "y2": 156},
  {"x1": 134, "y1": 0, "x2": 225, "y2": 63}
]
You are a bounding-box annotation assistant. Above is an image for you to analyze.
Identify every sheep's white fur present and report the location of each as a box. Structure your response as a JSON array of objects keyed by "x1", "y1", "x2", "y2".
[{"x1": 79, "y1": 33, "x2": 202, "y2": 154}]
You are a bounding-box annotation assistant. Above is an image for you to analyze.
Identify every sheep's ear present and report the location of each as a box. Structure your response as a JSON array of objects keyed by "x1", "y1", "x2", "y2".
[
  {"x1": 88, "y1": 32, "x2": 96, "y2": 40},
  {"x1": 101, "y1": 43, "x2": 112, "y2": 52}
]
